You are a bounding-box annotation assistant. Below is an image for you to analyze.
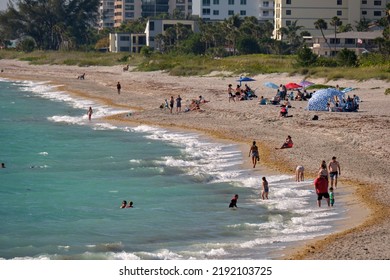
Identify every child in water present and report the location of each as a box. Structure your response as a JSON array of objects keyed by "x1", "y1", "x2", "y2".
[
  {"x1": 329, "y1": 187, "x2": 335, "y2": 207},
  {"x1": 229, "y1": 194, "x2": 239, "y2": 208}
]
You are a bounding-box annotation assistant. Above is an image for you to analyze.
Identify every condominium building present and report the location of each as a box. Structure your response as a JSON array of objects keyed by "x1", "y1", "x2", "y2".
[
  {"x1": 274, "y1": 0, "x2": 389, "y2": 40},
  {"x1": 192, "y1": 0, "x2": 275, "y2": 21},
  {"x1": 98, "y1": 0, "x2": 115, "y2": 29},
  {"x1": 111, "y1": 0, "x2": 192, "y2": 28}
]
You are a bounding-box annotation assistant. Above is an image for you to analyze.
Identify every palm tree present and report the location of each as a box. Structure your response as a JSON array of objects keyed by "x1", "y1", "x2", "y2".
[
  {"x1": 279, "y1": 20, "x2": 303, "y2": 52},
  {"x1": 355, "y1": 17, "x2": 370, "y2": 31},
  {"x1": 330, "y1": 16, "x2": 342, "y2": 56},
  {"x1": 314, "y1": 18, "x2": 332, "y2": 55}
]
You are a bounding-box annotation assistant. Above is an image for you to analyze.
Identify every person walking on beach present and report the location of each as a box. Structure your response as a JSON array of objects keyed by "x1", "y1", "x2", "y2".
[
  {"x1": 296, "y1": 165, "x2": 304, "y2": 182},
  {"x1": 261, "y1": 177, "x2": 269, "y2": 200},
  {"x1": 318, "y1": 160, "x2": 328, "y2": 180},
  {"x1": 169, "y1": 96, "x2": 174, "y2": 114},
  {"x1": 117, "y1": 82, "x2": 121, "y2": 94},
  {"x1": 229, "y1": 194, "x2": 239, "y2": 208},
  {"x1": 1, "y1": 163, "x2": 5, "y2": 168},
  {"x1": 328, "y1": 156, "x2": 341, "y2": 188},
  {"x1": 228, "y1": 84, "x2": 235, "y2": 102},
  {"x1": 87, "y1": 106, "x2": 93, "y2": 121},
  {"x1": 314, "y1": 175, "x2": 330, "y2": 207},
  {"x1": 329, "y1": 187, "x2": 335, "y2": 207},
  {"x1": 248, "y1": 140, "x2": 260, "y2": 168},
  {"x1": 176, "y1": 95, "x2": 182, "y2": 113}
]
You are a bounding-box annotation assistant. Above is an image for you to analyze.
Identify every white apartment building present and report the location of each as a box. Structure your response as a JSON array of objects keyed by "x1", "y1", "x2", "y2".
[
  {"x1": 274, "y1": 0, "x2": 390, "y2": 40},
  {"x1": 192, "y1": 0, "x2": 274, "y2": 21},
  {"x1": 110, "y1": 0, "x2": 192, "y2": 28},
  {"x1": 98, "y1": 0, "x2": 115, "y2": 29}
]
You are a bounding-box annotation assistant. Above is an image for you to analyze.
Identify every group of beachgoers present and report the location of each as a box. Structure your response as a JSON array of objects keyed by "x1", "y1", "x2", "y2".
[
  {"x1": 227, "y1": 83, "x2": 258, "y2": 103},
  {"x1": 230, "y1": 139, "x2": 341, "y2": 208},
  {"x1": 160, "y1": 95, "x2": 209, "y2": 113},
  {"x1": 327, "y1": 93, "x2": 360, "y2": 112}
]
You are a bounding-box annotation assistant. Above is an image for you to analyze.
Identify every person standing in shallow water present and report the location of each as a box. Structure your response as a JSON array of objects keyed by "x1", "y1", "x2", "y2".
[
  {"x1": 87, "y1": 107, "x2": 93, "y2": 121},
  {"x1": 248, "y1": 140, "x2": 260, "y2": 168},
  {"x1": 261, "y1": 177, "x2": 269, "y2": 200}
]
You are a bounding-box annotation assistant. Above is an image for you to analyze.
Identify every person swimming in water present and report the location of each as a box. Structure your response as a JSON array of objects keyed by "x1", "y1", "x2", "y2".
[
  {"x1": 120, "y1": 200, "x2": 127, "y2": 208},
  {"x1": 229, "y1": 194, "x2": 239, "y2": 208}
]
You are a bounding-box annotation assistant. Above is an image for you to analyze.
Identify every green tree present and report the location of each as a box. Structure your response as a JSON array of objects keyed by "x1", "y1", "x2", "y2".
[
  {"x1": 0, "y1": 0, "x2": 99, "y2": 50},
  {"x1": 16, "y1": 37, "x2": 36, "y2": 52},
  {"x1": 330, "y1": 16, "x2": 342, "y2": 56},
  {"x1": 296, "y1": 45, "x2": 318, "y2": 66},
  {"x1": 279, "y1": 20, "x2": 303, "y2": 53},
  {"x1": 237, "y1": 36, "x2": 260, "y2": 55},
  {"x1": 355, "y1": 17, "x2": 370, "y2": 31},
  {"x1": 314, "y1": 19, "x2": 332, "y2": 55},
  {"x1": 337, "y1": 48, "x2": 358, "y2": 66}
]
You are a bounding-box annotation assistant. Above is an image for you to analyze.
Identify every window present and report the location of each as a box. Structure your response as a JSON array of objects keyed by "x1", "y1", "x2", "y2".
[
  {"x1": 286, "y1": 10, "x2": 291, "y2": 15},
  {"x1": 228, "y1": 10, "x2": 234, "y2": 15},
  {"x1": 240, "y1": 0, "x2": 247, "y2": 4},
  {"x1": 120, "y1": 36, "x2": 130, "y2": 41},
  {"x1": 263, "y1": 10, "x2": 269, "y2": 16},
  {"x1": 203, "y1": 8, "x2": 210, "y2": 15},
  {"x1": 240, "y1": 10, "x2": 246, "y2": 16},
  {"x1": 362, "y1": 10, "x2": 367, "y2": 15},
  {"x1": 374, "y1": 11, "x2": 382, "y2": 16},
  {"x1": 286, "y1": 0, "x2": 291, "y2": 4},
  {"x1": 213, "y1": 0, "x2": 219, "y2": 4},
  {"x1": 337, "y1": 10, "x2": 342, "y2": 16},
  {"x1": 345, "y1": 39, "x2": 355, "y2": 44},
  {"x1": 263, "y1": 1, "x2": 269, "y2": 7},
  {"x1": 362, "y1": 0, "x2": 367, "y2": 4},
  {"x1": 337, "y1": 0, "x2": 342, "y2": 5},
  {"x1": 228, "y1": 0, "x2": 234, "y2": 5},
  {"x1": 286, "y1": 20, "x2": 291, "y2": 26},
  {"x1": 149, "y1": 21, "x2": 154, "y2": 31},
  {"x1": 202, "y1": 0, "x2": 210, "y2": 5},
  {"x1": 213, "y1": 10, "x2": 219, "y2": 15},
  {"x1": 374, "y1": 1, "x2": 382, "y2": 5},
  {"x1": 330, "y1": 38, "x2": 340, "y2": 44}
]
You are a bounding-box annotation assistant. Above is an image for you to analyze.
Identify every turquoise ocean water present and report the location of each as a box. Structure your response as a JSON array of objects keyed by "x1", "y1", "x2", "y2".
[{"x1": 0, "y1": 79, "x2": 346, "y2": 260}]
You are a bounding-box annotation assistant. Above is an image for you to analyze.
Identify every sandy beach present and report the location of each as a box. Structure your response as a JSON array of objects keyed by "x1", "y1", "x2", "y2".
[{"x1": 1, "y1": 59, "x2": 389, "y2": 259}]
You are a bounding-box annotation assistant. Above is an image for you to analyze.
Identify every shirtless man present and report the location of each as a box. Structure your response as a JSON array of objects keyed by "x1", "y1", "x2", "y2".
[{"x1": 328, "y1": 156, "x2": 341, "y2": 188}]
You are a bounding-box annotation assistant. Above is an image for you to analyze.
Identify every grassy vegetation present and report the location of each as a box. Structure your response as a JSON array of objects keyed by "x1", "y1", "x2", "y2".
[{"x1": 1, "y1": 49, "x2": 389, "y2": 81}]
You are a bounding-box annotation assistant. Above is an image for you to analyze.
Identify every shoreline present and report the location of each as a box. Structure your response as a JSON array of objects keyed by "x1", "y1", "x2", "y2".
[{"x1": 1, "y1": 59, "x2": 389, "y2": 259}]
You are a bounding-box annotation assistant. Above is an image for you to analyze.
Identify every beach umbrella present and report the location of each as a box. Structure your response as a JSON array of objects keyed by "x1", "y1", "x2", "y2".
[
  {"x1": 298, "y1": 80, "x2": 315, "y2": 88},
  {"x1": 263, "y1": 82, "x2": 279, "y2": 89},
  {"x1": 341, "y1": 87, "x2": 354, "y2": 94},
  {"x1": 237, "y1": 76, "x2": 255, "y2": 86},
  {"x1": 307, "y1": 88, "x2": 345, "y2": 111},
  {"x1": 285, "y1": 82, "x2": 302, "y2": 90}
]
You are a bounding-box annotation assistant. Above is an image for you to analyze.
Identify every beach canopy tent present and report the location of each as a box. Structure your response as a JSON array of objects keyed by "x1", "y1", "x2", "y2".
[
  {"x1": 307, "y1": 88, "x2": 345, "y2": 111},
  {"x1": 237, "y1": 76, "x2": 255, "y2": 86},
  {"x1": 285, "y1": 82, "x2": 301, "y2": 90},
  {"x1": 264, "y1": 82, "x2": 279, "y2": 89}
]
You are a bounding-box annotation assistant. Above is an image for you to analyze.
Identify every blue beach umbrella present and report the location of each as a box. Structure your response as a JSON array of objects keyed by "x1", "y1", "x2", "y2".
[
  {"x1": 237, "y1": 76, "x2": 255, "y2": 86},
  {"x1": 298, "y1": 80, "x2": 315, "y2": 88},
  {"x1": 307, "y1": 88, "x2": 345, "y2": 111},
  {"x1": 263, "y1": 82, "x2": 279, "y2": 89}
]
